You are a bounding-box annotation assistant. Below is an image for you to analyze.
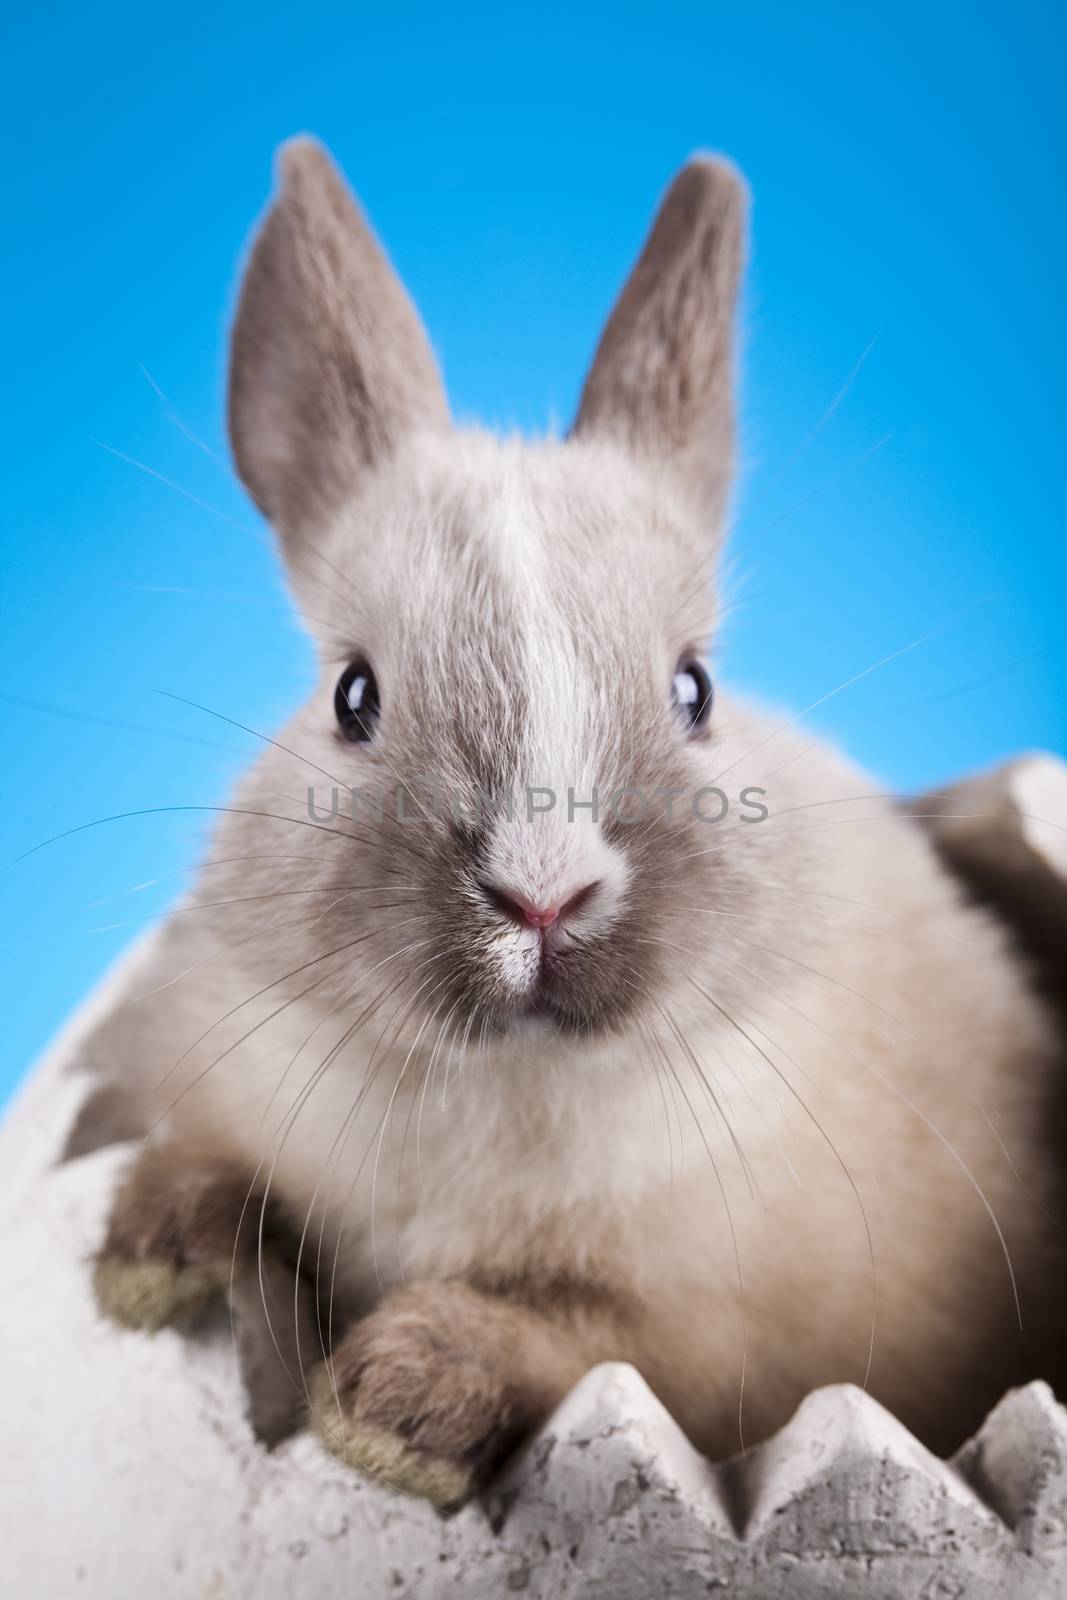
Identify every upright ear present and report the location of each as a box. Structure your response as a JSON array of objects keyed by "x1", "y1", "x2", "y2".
[
  {"x1": 572, "y1": 157, "x2": 745, "y2": 531},
  {"x1": 229, "y1": 138, "x2": 449, "y2": 542}
]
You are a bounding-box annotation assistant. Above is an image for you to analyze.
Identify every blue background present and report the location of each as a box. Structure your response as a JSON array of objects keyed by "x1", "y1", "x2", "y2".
[{"x1": 2, "y1": 1, "x2": 1064, "y2": 1100}]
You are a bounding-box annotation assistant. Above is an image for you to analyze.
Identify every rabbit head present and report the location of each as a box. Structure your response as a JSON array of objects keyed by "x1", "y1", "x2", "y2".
[{"x1": 223, "y1": 139, "x2": 778, "y2": 1050}]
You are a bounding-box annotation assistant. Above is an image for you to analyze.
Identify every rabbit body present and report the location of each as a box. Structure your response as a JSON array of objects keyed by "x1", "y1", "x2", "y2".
[{"x1": 87, "y1": 144, "x2": 1063, "y2": 1499}]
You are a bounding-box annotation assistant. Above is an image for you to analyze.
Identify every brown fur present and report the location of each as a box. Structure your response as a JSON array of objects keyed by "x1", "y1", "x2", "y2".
[
  {"x1": 99, "y1": 1143, "x2": 263, "y2": 1270},
  {"x1": 94, "y1": 1146, "x2": 269, "y2": 1331},
  {"x1": 316, "y1": 1281, "x2": 593, "y2": 1501}
]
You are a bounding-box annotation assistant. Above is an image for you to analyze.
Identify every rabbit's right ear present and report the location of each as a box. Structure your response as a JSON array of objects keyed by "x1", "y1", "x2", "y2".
[{"x1": 229, "y1": 138, "x2": 449, "y2": 545}]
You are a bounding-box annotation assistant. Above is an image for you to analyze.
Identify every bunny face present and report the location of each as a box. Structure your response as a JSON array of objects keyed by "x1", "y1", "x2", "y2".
[
  {"x1": 266, "y1": 428, "x2": 727, "y2": 1037},
  {"x1": 219, "y1": 140, "x2": 773, "y2": 1048}
]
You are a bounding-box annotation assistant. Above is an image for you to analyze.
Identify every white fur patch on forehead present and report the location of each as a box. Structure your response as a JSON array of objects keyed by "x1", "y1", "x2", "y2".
[{"x1": 490, "y1": 464, "x2": 599, "y2": 783}]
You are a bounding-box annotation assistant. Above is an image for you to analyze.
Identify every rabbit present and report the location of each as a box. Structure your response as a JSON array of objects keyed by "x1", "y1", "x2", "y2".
[{"x1": 85, "y1": 138, "x2": 1065, "y2": 1509}]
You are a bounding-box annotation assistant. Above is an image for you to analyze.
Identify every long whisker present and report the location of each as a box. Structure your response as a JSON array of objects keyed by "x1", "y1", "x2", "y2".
[
  {"x1": 245, "y1": 953, "x2": 432, "y2": 1420},
  {"x1": 655, "y1": 999, "x2": 759, "y2": 1200},
  {"x1": 149, "y1": 913, "x2": 426, "y2": 1115},
  {"x1": 152, "y1": 689, "x2": 360, "y2": 801},
  {"x1": 730, "y1": 429, "x2": 894, "y2": 560},
  {"x1": 714, "y1": 949, "x2": 1025, "y2": 1326},
  {"x1": 0, "y1": 689, "x2": 245, "y2": 755},
  {"x1": 679, "y1": 964, "x2": 878, "y2": 1396},
  {"x1": 139, "y1": 363, "x2": 228, "y2": 467},
  {"x1": 225, "y1": 956, "x2": 423, "y2": 1429},
  {"x1": 149, "y1": 689, "x2": 443, "y2": 867},
  {"x1": 740, "y1": 952, "x2": 1057, "y2": 1227},
  {"x1": 623, "y1": 984, "x2": 749, "y2": 1453},
  {"x1": 414, "y1": 1001, "x2": 464, "y2": 1189},
  {"x1": 93, "y1": 437, "x2": 244, "y2": 525},
  {"x1": 669, "y1": 900, "x2": 889, "y2": 941},
  {"x1": 441, "y1": 1004, "x2": 480, "y2": 1109},
  {"x1": 88, "y1": 882, "x2": 423, "y2": 934},
  {"x1": 372, "y1": 995, "x2": 449, "y2": 1291},
  {"x1": 85, "y1": 851, "x2": 385, "y2": 911},
  {"x1": 708, "y1": 603, "x2": 994, "y2": 792},
  {"x1": 258, "y1": 936, "x2": 435, "y2": 1135},
  {"x1": 631, "y1": 1014, "x2": 678, "y2": 1213},
  {"x1": 124, "y1": 907, "x2": 351, "y2": 1004},
  {"x1": 317, "y1": 964, "x2": 453, "y2": 1414},
  {"x1": 773, "y1": 325, "x2": 884, "y2": 476},
  {"x1": 298, "y1": 955, "x2": 451, "y2": 1366},
  {"x1": 744, "y1": 930, "x2": 915, "y2": 1036},
  {"x1": 5, "y1": 802, "x2": 421, "y2": 870}
]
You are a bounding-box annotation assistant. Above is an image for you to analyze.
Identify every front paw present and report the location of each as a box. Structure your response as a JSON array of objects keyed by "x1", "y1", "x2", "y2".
[
  {"x1": 93, "y1": 1145, "x2": 254, "y2": 1333},
  {"x1": 311, "y1": 1282, "x2": 544, "y2": 1509},
  {"x1": 93, "y1": 1253, "x2": 222, "y2": 1332}
]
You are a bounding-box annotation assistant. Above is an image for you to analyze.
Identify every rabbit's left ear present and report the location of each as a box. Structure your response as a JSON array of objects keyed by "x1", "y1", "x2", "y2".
[
  {"x1": 572, "y1": 157, "x2": 745, "y2": 532},
  {"x1": 229, "y1": 138, "x2": 449, "y2": 547}
]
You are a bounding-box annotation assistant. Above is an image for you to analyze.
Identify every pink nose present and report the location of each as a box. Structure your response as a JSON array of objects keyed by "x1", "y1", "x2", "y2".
[
  {"x1": 481, "y1": 881, "x2": 600, "y2": 931},
  {"x1": 523, "y1": 902, "x2": 560, "y2": 930}
]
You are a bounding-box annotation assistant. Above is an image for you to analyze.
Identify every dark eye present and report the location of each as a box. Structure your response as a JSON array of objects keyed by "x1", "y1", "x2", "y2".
[
  {"x1": 334, "y1": 659, "x2": 381, "y2": 742},
  {"x1": 671, "y1": 658, "x2": 713, "y2": 735}
]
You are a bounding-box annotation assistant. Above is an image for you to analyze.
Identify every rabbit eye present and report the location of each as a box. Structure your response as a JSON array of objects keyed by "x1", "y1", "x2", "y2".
[
  {"x1": 335, "y1": 660, "x2": 380, "y2": 742},
  {"x1": 672, "y1": 658, "x2": 713, "y2": 735}
]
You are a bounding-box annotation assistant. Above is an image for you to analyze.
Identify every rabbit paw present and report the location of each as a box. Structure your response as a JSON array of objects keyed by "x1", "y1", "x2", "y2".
[
  {"x1": 93, "y1": 1144, "x2": 254, "y2": 1332},
  {"x1": 93, "y1": 1253, "x2": 222, "y2": 1332},
  {"x1": 311, "y1": 1281, "x2": 552, "y2": 1509}
]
